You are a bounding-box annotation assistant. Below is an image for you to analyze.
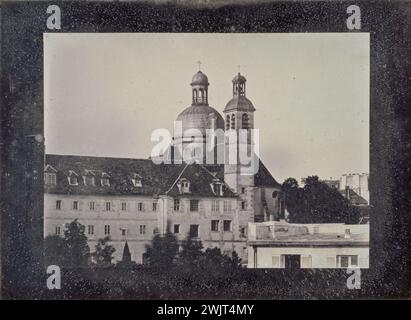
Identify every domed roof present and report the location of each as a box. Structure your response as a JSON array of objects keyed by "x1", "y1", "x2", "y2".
[
  {"x1": 191, "y1": 71, "x2": 209, "y2": 86},
  {"x1": 232, "y1": 73, "x2": 246, "y2": 83},
  {"x1": 224, "y1": 96, "x2": 255, "y2": 112},
  {"x1": 176, "y1": 105, "x2": 224, "y2": 133}
]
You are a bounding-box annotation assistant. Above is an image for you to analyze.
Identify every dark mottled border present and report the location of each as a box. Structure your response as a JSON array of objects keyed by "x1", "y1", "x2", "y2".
[{"x1": 1, "y1": 1, "x2": 410, "y2": 299}]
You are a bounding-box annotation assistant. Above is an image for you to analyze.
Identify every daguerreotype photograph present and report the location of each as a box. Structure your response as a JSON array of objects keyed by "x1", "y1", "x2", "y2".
[
  {"x1": 1, "y1": 0, "x2": 410, "y2": 304},
  {"x1": 44, "y1": 32, "x2": 370, "y2": 270}
]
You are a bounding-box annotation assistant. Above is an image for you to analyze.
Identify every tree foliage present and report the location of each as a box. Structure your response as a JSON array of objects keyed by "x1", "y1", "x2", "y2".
[
  {"x1": 44, "y1": 219, "x2": 91, "y2": 268},
  {"x1": 63, "y1": 219, "x2": 91, "y2": 268},
  {"x1": 44, "y1": 234, "x2": 66, "y2": 266},
  {"x1": 282, "y1": 176, "x2": 360, "y2": 224},
  {"x1": 144, "y1": 232, "x2": 179, "y2": 272},
  {"x1": 92, "y1": 236, "x2": 116, "y2": 268}
]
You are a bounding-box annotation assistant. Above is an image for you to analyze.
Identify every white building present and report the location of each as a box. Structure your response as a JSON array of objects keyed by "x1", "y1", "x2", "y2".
[{"x1": 247, "y1": 221, "x2": 369, "y2": 269}]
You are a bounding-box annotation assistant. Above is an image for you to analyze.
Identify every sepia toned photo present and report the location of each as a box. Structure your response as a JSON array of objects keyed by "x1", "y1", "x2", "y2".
[{"x1": 43, "y1": 32, "x2": 369, "y2": 276}]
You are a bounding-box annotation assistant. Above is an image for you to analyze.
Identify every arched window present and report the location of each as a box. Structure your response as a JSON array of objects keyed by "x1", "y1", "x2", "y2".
[
  {"x1": 199, "y1": 89, "x2": 203, "y2": 103},
  {"x1": 242, "y1": 113, "x2": 249, "y2": 129},
  {"x1": 193, "y1": 89, "x2": 197, "y2": 103},
  {"x1": 226, "y1": 115, "x2": 230, "y2": 130},
  {"x1": 239, "y1": 83, "x2": 245, "y2": 96},
  {"x1": 231, "y1": 114, "x2": 236, "y2": 129}
]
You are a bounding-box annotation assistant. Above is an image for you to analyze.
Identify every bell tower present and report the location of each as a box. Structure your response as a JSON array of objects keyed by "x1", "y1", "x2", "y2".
[{"x1": 223, "y1": 72, "x2": 256, "y2": 194}]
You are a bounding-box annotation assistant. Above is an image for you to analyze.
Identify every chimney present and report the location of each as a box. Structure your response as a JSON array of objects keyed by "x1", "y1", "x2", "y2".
[{"x1": 344, "y1": 228, "x2": 351, "y2": 239}]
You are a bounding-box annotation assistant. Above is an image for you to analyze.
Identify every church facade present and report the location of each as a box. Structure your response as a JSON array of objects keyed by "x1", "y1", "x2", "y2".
[{"x1": 44, "y1": 69, "x2": 284, "y2": 264}]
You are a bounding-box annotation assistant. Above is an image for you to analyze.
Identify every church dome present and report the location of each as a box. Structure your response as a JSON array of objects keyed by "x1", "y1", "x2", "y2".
[
  {"x1": 191, "y1": 71, "x2": 209, "y2": 86},
  {"x1": 224, "y1": 96, "x2": 255, "y2": 112},
  {"x1": 177, "y1": 105, "x2": 224, "y2": 133}
]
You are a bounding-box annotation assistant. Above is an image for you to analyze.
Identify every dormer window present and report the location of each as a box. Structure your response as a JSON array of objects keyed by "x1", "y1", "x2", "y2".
[
  {"x1": 44, "y1": 164, "x2": 57, "y2": 185},
  {"x1": 83, "y1": 170, "x2": 95, "y2": 186},
  {"x1": 132, "y1": 173, "x2": 142, "y2": 187},
  {"x1": 44, "y1": 173, "x2": 57, "y2": 185},
  {"x1": 177, "y1": 178, "x2": 190, "y2": 194},
  {"x1": 101, "y1": 172, "x2": 110, "y2": 187},
  {"x1": 211, "y1": 179, "x2": 223, "y2": 196},
  {"x1": 67, "y1": 170, "x2": 79, "y2": 186}
]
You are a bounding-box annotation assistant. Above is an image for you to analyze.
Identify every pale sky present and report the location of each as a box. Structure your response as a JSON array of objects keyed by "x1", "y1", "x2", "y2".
[{"x1": 44, "y1": 33, "x2": 369, "y2": 183}]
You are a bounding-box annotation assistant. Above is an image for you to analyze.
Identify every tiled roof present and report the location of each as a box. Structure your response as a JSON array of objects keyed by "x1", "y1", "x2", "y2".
[
  {"x1": 45, "y1": 154, "x2": 171, "y2": 196},
  {"x1": 165, "y1": 163, "x2": 236, "y2": 198},
  {"x1": 45, "y1": 154, "x2": 281, "y2": 197},
  {"x1": 224, "y1": 96, "x2": 256, "y2": 112},
  {"x1": 254, "y1": 160, "x2": 281, "y2": 188}
]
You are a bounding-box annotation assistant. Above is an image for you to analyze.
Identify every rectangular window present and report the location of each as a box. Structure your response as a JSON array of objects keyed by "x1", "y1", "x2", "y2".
[
  {"x1": 213, "y1": 183, "x2": 221, "y2": 195},
  {"x1": 223, "y1": 200, "x2": 231, "y2": 212},
  {"x1": 337, "y1": 255, "x2": 358, "y2": 268},
  {"x1": 241, "y1": 187, "x2": 245, "y2": 194},
  {"x1": 72, "y1": 201, "x2": 78, "y2": 210},
  {"x1": 173, "y1": 224, "x2": 180, "y2": 234},
  {"x1": 121, "y1": 229, "x2": 126, "y2": 236},
  {"x1": 190, "y1": 200, "x2": 199, "y2": 212},
  {"x1": 89, "y1": 201, "x2": 95, "y2": 211},
  {"x1": 121, "y1": 202, "x2": 127, "y2": 211},
  {"x1": 55, "y1": 226, "x2": 61, "y2": 235},
  {"x1": 139, "y1": 225, "x2": 146, "y2": 235},
  {"x1": 211, "y1": 200, "x2": 220, "y2": 212},
  {"x1": 45, "y1": 173, "x2": 57, "y2": 185},
  {"x1": 223, "y1": 220, "x2": 232, "y2": 232},
  {"x1": 68, "y1": 176, "x2": 78, "y2": 186},
  {"x1": 104, "y1": 225, "x2": 110, "y2": 235},
  {"x1": 55, "y1": 200, "x2": 61, "y2": 210},
  {"x1": 101, "y1": 177, "x2": 110, "y2": 186},
  {"x1": 241, "y1": 201, "x2": 246, "y2": 210},
  {"x1": 105, "y1": 202, "x2": 111, "y2": 211},
  {"x1": 132, "y1": 178, "x2": 142, "y2": 187},
  {"x1": 138, "y1": 202, "x2": 144, "y2": 211},
  {"x1": 84, "y1": 176, "x2": 95, "y2": 186},
  {"x1": 174, "y1": 199, "x2": 180, "y2": 211},
  {"x1": 240, "y1": 226, "x2": 246, "y2": 238},
  {"x1": 189, "y1": 224, "x2": 199, "y2": 238},
  {"x1": 88, "y1": 225, "x2": 94, "y2": 235},
  {"x1": 211, "y1": 220, "x2": 219, "y2": 232},
  {"x1": 152, "y1": 202, "x2": 157, "y2": 211}
]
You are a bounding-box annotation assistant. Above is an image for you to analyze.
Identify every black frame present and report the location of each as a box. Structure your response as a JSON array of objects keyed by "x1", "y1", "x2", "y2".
[{"x1": 1, "y1": 0, "x2": 410, "y2": 299}]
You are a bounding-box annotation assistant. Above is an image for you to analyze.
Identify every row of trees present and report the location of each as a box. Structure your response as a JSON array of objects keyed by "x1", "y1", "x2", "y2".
[
  {"x1": 281, "y1": 176, "x2": 360, "y2": 224},
  {"x1": 43, "y1": 219, "x2": 245, "y2": 298}
]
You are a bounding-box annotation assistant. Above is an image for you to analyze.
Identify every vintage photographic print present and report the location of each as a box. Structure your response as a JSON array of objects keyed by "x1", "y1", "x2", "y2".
[
  {"x1": 43, "y1": 32, "x2": 369, "y2": 270},
  {"x1": 1, "y1": 1, "x2": 410, "y2": 304}
]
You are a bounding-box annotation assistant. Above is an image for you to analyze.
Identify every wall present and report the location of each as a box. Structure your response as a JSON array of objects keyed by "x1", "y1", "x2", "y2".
[
  {"x1": 248, "y1": 246, "x2": 369, "y2": 269},
  {"x1": 253, "y1": 187, "x2": 281, "y2": 222}
]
